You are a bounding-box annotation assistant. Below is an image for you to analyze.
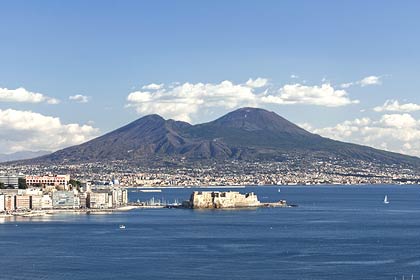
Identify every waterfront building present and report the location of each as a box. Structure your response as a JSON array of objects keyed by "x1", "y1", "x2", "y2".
[
  {"x1": 15, "y1": 195, "x2": 31, "y2": 210},
  {"x1": 26, "y1": 174, "x2": 70, "y2": 188},
  {"x1": 0, "y1": 194, "x2": 5, "y2": 212},
  {"x1": 87, "y1": 188, "x2": 128, "y2": 209},
  {"x1": 78, "y1": 192, "x2": 88, "y2": 208},
  {"x1": 111, "y1": 188, "x2": 128, "y2": 207},
  {"x1": 41, "y1": 195, "x2": 53, "y2": 209},
  {"x1": 87, "y1": 191, "x2": 108, "y2": 209},
  {"x1": 52, "y1": 191, "x2": 78, "y2": 209},
  {"x1": 30, "y1": 195, "x2": 43, "y2": 210},
  {"x1": 5, "y1": 195, "x2": 15, "y2": 211}
]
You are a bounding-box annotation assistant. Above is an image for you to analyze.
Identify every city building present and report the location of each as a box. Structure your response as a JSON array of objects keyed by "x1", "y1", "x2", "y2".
[
  {"x1": 78, "y1": 192, "x2": 88, "y2": 208},
  {"x1": 87, "y1": 188, "x2": 128, "y2": 209},
  {"x1": 0, "y1": 194, "x2": 5, "y2": 212},
  {"x1": 5, "y1": 195, "x2": 15, "y2": 211},
  {"x1": 26, "y1": 174, "x2": 70, "y2": 188},
  {"x1": 111, "y1": 188, "x2": 128, "y2": 207},
  {"x1": 87, "y1": 191, "x2": 108, "y2": 209},
  {"x1": 30, "y1": 195, "x2": 43, "y2": 210},
  {"x1": 1, "y1": 176, "x2": 128, "y2": 213},
  {"x1": 52, "y1": 191, "x2": 79, "y2": 209},
  {"x1": 15, "y1": 195, "x2": 31, "y2": 210},
  {"x1": 81, "y1": 181, "x2": 92, "y2": 193},
  {"x1": 0, "y1": 175, "x2": 20, "y2": 188},
  {"x1": 41, "y1": 195, "x2": 53, "y2": 209}
]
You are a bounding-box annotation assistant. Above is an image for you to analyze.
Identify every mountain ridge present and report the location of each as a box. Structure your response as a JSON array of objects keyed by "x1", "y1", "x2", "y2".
[
  {"x1": 0, "y1": 150, "x2": 51, "y2": 163},
  {"x1": 15, "y1": 107, "x2": 420, "y2": 168}
]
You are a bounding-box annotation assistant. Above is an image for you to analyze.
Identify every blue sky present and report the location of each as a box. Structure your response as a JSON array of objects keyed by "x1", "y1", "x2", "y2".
[{"x1": 1, "y1": 0, "x2": 420, "y2": 155}]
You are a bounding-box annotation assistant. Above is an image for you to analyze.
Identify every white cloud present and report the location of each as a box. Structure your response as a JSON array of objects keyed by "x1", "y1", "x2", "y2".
[
  {"x1": 0, "y1": 109, "x2": 99, "y2": 153},
  {"x1": 290, "y1": 74, "x2": 299, "y2": 79},
  {"x1": 374, "y1": 100, "x2": 420, "y2": 113},
  {"x1": 261, "y1": 83, "x2": 359, "y2": 107},
  {"x1": 359, "y1": 75, "x2": 381, "y2": 87},
  {"x1": 127, "y1": 79, "x2": 359, "y2": 122},
  {"x1": 69, "y1": 94, "x2": 90, "y2": 103},
  {"x1": 127, "y1": 80, "x2": 260, "y2": 122},
  {"x1": 142, "y1": 83, "x2": 164, "y2": 90},
  {"x1": 340, "y1": 75, "x2": 382, "y2": 88},
  {"x1": 379, "y1": 113, "x2": 417, "y2": 128},
  {"x1": 245, "y1": 78, "x2": 268, "y2": 88},
  {"x1": 47, "y1": 98, "x2": 60, "y2": 105},
  {"x1": 308, "y1": 114, "x2": 420, "y2": 157},
  {"x1": 340, "y1": 82, "x2": 354, "y2": 88},
  {"x1": 0, "y1": 87, "x2": 60, "y2": 104}
]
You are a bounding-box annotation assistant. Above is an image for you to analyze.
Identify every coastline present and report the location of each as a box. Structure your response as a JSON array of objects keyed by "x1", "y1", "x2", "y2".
[
  {"x1": 2, "y1": 184, "x2": 412, "y2": 219},
  {"x1": 131, "y1": 182, "x2": 420, "y2": 188},
  {"x1": 0, "y1": 205, "x2": 140, "y2": 218}
]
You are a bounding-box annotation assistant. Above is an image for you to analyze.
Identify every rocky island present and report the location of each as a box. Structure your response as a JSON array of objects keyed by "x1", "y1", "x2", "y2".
[{"x1": 182, "y1": 191, "x2": 290, "y2": 209}]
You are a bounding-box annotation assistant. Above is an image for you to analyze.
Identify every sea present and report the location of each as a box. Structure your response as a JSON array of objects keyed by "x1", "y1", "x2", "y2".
[{"x1": 1, "y1": 185, "x2": 419, "y2": 280}]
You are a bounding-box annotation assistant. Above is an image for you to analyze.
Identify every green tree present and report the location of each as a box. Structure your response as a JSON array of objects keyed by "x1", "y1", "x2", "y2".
[
  {"x1": 69, "y1": 179, "x2": 81, "y2": 190},
  {"x1": 0, "y1": 182, "x2": 5, "y2": 189},
  {"x1": 18, "y1": 178, "x2": 27, "y2": 189}
]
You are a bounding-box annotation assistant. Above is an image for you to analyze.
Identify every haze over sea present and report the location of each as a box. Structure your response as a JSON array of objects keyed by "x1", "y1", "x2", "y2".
[{"x1": 1, "y1": 185, "x2": 419, "y2": 280}]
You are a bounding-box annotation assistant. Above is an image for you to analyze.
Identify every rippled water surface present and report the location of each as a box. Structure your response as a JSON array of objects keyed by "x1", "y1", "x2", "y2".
[{"x1": 1, "y1": 185, "x2": 420, "y2": 280}]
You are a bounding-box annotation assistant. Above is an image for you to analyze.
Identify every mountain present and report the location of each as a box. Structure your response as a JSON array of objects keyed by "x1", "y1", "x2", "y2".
[
  {"x1": 0, "y1": 150, "x2": 51, "y2": 163},
  {"x1": 21, "y1": 107, "x2": 420, "y2": 167}
]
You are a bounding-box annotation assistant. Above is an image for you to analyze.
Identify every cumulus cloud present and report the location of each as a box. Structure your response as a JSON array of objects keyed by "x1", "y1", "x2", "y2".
[
  {"x1": 127, "y1": 79, "x2": 358, "y2": 122},
  {"x1": 0, "y1": 109, "x2": 99, "y2": 153},
  {"x1": 69, "y1": 94, "x2": 90, "y2": 103},
  {"x1": 340, "y1": 75, "x2": 382, "y2": 88},
  {"x1": 374, "y1": 100, "x2": 420, "y2": 113},
  {"x1": 127, "y1": 80, "x2": 262, "y2": 122},
  {"x1": 245, "y1": 78, "x2": 268, "y2": 88},
  {"x1": 0, "y1": 87, "x2": 60, "y2": 104},
  {"x1": 359, "y1": 75, "x2": 381, "y2": 87},
  {"x1": 308, "y1": 113, "x2": 420, "y2": 157},
  {"x1": 261, "y1": 83, "x2": 358, "y2": 107},
  {"x1": 379, "y1": 113, "x2": 417, "y2": 128},
  {"x1": 142, "y1": 83, "x2": 163, "y2": 90}
]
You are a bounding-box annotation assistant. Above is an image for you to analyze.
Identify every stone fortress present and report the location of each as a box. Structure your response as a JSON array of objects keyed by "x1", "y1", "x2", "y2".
[{"x1": 183, "y1": 191, "x2": 289, "y2": 209}]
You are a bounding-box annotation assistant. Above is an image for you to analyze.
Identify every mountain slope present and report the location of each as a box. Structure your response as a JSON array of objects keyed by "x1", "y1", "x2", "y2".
[
  {"x1": 0, "y1": 150, "x2": 51, "y2": 163},
  {"x1": 24, "y1": 107, "x2": 420, "y2": 167},
  {"x1": 44, "y1": 114, "x2": 190, "y2": 162}
]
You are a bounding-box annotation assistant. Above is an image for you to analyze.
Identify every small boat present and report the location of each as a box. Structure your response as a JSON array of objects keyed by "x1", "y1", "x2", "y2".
[
  {"x1": 119, "y1": 224, "x2": 126, "y2": 229},
  {"x1": 384, "y1": 195, "x2": 389, "y2": 204},
  {"x1": 277, "y1": 188, "x2": 281, "y2": 193}
]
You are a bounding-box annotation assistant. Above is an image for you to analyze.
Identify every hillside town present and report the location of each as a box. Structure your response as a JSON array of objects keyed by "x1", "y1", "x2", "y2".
[{"x1": 1, "y1": 153, "x2": 420, "y2": 194}]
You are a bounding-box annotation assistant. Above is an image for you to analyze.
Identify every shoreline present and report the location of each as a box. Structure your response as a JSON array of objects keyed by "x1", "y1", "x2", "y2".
[
  {"x1": 1, "y1": 184, "x2": 413, "y2": 219},
  {"x1": 0, "y1": 205, "x2": 140, "y2": 218},
  {"x1": 128, "y1": 183, "x2": 420, "y2": 189}
]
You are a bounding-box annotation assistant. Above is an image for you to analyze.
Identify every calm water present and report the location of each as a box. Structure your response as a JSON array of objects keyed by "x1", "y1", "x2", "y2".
[{"x1": 1, "y1": 185, "x2": 420, "y2": 280}]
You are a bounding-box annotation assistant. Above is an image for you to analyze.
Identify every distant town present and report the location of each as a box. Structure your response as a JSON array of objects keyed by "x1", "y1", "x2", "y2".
[{"x1": 2, "y1": 156, "x2": 420, "y2": 189}]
